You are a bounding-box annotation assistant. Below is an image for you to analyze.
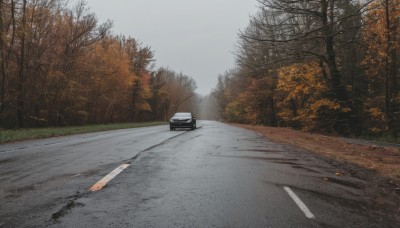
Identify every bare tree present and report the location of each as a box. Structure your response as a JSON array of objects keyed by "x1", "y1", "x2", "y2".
[
  {"x1": 151, "y1": 68, "x2": 197, "y2": 120},
  {"x1": 242, "y1": 0, "x2": 374, "y2": 101}
]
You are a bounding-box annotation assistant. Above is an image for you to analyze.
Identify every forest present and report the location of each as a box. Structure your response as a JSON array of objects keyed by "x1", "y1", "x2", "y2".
[
  {"x1": 0, "y1": 0, "x2": 198, "y2": 128},
  {"x1": 212, "y1": 0, "x2": 400, "y2": 138},
  {"x1": 1, "y1": 0, "x2": 399, "y2": 139}
]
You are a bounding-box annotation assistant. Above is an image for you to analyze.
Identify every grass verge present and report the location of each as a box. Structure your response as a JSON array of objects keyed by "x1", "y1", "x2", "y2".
[{"x1": 0, "y1": 122, "x2": 167, "y2": 144}]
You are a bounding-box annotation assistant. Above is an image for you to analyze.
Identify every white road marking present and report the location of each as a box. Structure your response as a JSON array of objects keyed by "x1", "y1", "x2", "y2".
[
  {"x1": 89, "y1": 164, "x2": 130, "y2": 192},
  {"x1": 283, "y1": 186, "x2": 316, "y2": 219}
]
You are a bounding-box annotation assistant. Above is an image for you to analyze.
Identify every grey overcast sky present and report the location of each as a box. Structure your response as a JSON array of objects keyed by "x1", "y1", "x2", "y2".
[{"x1": 77, "y1": 0, "x2": 258, "y2": 95}]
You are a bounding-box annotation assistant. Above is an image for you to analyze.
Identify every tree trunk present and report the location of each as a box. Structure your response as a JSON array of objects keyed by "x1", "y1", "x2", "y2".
[
  {"x1": 384, "y1": 0, "x2": 397, "y2": 135},
  {"x1": 386, "y1": 0, "x2": 398, "y2": 137},
  {"x1": 0, "y1": 0, "x2": 5, "y2": 126},
  {"x1": 17, "y1": 0, "x2": 27, "y2": 128},
  {"x1": 391, "y1": 48, "x2": 398, "y2": 135},
  {"x1": 0, "y1": 0, "x2": 16, "y2": 127},
  {"x1": 321, "y1": 0, "x2": 347, "y2": 101},
  {"x1": 269, "y1": 96, "x2": 276, "y2": 127}
]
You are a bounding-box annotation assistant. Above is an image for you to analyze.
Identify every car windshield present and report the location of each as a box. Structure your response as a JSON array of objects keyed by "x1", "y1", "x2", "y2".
[{"x1": 173, "y1": 113, "x2": 191, "y2": 118}]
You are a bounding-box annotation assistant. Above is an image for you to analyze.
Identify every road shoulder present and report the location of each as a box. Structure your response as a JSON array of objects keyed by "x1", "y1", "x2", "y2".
[{"x1": 233, "y1": 124, "x2": 400, "y2": 225}]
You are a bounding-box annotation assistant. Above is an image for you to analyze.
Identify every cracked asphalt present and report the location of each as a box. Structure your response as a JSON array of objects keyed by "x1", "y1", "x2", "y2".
[{"x1": 0, "y1": 121, "x2": 398, "y2": 227}]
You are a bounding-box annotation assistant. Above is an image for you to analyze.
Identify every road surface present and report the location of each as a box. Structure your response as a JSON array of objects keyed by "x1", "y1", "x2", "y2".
[{"x1": 0, "y1": 121, "x2": 397, "y2": 227}]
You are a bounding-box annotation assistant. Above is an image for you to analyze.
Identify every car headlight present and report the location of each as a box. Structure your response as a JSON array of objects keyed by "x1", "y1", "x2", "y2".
[{"x1": 185, "y1": 119, "x2": 192, "y2": 123}]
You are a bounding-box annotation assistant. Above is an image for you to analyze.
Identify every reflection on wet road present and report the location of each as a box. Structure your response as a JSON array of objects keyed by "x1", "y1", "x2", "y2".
[{"x1": 0, "y1": 121, "x2": 396, "y2": 227}]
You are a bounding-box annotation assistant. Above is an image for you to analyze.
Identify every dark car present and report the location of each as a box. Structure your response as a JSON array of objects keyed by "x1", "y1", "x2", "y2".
[{"x1": 169, "y1": 112, "x2": 196, "y2": 130}]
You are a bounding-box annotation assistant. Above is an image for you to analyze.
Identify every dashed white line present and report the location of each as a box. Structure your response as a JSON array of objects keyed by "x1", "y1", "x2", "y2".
[
  {"x1": 89, "y1": 164, "x2": 130, "y2": 192},
  {"x1": 283, "y1": 186, "x2": 316, "y2": 219}
]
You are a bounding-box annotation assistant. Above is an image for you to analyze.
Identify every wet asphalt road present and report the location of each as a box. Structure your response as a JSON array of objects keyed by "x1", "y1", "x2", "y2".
[{"x1": 0, "y1": 121, "x2": 397, "y2": 227}]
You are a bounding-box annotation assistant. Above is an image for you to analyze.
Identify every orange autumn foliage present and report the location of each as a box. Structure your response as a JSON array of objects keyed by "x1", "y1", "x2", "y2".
[{"x1": 276, "y1": 62, "x2": 346, "y2": 131}]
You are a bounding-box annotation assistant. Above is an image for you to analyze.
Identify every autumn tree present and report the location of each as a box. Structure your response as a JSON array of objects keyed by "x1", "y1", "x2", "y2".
[
  {"x1": 212, "y1": 69, "x2": 247, "y2": 122},
  {"x1": 120, "y1": 36, "x2": 154, "y2": 121},
  {"x1": 362, "y1": 0, "x2": 400, "y2": 135},
  {"x1": 235, "y1": 1, "x2": 371, "y2": 132},
  {"x1": 255, "y1": 0, "x2": 371, "y2": 98},
  {"x1": 0, "y1": 0, "x2": 68, "y2": 127},
  {"x1": 150, "y1": 67, "x2": 197, "y2": 121},
  {"x1": 275, "y1": 61, "x2": 350, "y2": 132},
  {"x1": 0, "y1": 0, "x2": 200, "y2": 128},
  {"x1": 78, "y1": 37, "x2": 132, "y2": 124}
]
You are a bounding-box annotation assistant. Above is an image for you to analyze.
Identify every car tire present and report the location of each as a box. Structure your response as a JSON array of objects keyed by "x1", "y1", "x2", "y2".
[{"x1": 170, "y1": 127, "x2": 173, "y2": 131}]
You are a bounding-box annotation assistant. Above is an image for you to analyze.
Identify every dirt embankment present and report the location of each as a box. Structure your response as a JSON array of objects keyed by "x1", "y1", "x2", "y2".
[{"x1": 234, "y1": 124, "x2": 400, "y2": 187}]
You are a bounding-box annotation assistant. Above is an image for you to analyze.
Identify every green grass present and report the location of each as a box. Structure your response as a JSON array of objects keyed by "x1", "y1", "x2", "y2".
[{"x1": 0, "y1": 122, "x2": 167, "y2": 144}]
